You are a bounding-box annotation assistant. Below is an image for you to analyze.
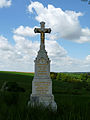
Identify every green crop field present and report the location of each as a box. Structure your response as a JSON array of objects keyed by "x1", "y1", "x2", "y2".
[{"x1": 0, "y1": 71, "x2": 90, "y2": 120}]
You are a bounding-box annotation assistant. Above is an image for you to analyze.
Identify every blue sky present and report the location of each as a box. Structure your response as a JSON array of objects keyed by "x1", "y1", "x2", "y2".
[{"x1": 0, "y1": 0, "x2": 90, "y2": 72}]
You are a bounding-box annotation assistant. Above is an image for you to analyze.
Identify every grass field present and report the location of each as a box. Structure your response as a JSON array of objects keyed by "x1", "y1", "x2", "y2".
[{"x1": 0, "y1": 71, "x2": 90, "y2": 120}]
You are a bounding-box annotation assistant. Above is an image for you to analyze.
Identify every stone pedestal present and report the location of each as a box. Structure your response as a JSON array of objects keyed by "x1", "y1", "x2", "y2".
[{"x1": 28, "y1": 45, "x2": 57, "y2": 110}]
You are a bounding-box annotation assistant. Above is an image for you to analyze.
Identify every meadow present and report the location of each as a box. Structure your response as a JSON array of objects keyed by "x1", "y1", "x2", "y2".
[{"x1": 0, "y1": 71, "x2": 90, "y2": 120}]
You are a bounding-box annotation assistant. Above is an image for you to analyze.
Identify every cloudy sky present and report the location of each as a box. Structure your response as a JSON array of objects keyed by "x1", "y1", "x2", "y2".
[{"x1": 0, "y1": 0, "x2": 90, "y2": 72}]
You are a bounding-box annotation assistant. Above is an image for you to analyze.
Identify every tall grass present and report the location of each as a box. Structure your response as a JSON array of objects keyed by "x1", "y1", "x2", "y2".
[
  {"x1": 0, "y1": 91, "x2": 90, "y2": 120},
  {"x1": 0, "y1": 71, "x2": 90, "y2": 120}
]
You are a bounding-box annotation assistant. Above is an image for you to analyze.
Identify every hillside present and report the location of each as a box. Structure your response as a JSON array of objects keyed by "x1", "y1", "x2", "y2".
[{"x1": 0, "y1": 71, "x2": 90, "y2": 120}]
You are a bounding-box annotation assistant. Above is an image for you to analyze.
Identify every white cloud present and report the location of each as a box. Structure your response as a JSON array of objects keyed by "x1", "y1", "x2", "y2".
[
  {"x1": 13, "y1": 26, "x2": 36, "y2": 37},
  {"x1": 86, "y1": 55, "x2": 90, "y2": 61},
  {"x1": 75, "y1": 28, "x2": 90, "y2": 43},
  {"x1": 0, "y1": 35, "x2": 39, "y2": 72},
  {"x1": 28, "y1": 1, "x2": 90, "y2": 43},
  {"x1": 13, "y1": 35, "x2": 39, "y2": 59},
  {"x1": 0, "y1": 35, "x2": 12, "y2": 51},
  {"x1": 0, "y1": 34, "x2": 90, "y2": 72},
  {"x1": 0, "y1": 2, "x2": 90, "y2": 72},
  {"x1": 45, "y1": 40, "x2": 67, "y2": 58},
  {"x1": 0, "y1": 0, "x2": 11, "y2": 8}
]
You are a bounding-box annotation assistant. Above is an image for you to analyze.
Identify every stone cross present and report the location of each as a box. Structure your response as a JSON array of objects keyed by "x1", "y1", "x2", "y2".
[
  {"x1": 34, "y1": 22, "x2": 51, "y2": 45},
  {"x1": 28, "y1": 21, "x2": 57, "y2": 110}
]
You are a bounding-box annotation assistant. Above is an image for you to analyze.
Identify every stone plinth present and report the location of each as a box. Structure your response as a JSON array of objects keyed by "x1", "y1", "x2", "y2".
[{"x1": 28, "y1": 45, "x2": 57, "y2": 110}]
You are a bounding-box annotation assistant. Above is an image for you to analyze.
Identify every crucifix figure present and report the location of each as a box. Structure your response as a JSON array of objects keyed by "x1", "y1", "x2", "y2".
[{"x1": 34, "y1": 22, "x2": 51, "y2": 45}]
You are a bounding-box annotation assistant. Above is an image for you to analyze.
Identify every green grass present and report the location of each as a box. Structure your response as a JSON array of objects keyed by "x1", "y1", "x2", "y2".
[
  {"x1": 0, "y1": 71, "x2": 34, "y2": 91},
  {"x1": 0, "y1": 71, "x2": 90, "y2": 120},
  {"x1": 0, "y1": 71, "x2": 34, "y2": 76}
]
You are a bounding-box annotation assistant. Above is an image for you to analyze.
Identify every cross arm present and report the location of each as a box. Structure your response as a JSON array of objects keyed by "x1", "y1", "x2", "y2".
[
  {"x1": 34, "y1": 28, "x2": 51, "y2": 33},
  {"x1": 44, "y1": 28, "x2": 51, "y2": 33},
  {"x1": 34, "y1": 28, "x2": 41, "y2": 33}
]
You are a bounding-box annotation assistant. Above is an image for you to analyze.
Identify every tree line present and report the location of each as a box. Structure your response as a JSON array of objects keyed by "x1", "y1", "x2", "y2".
[{"x1": 50, "y1": 72, "x2": 90, "y2": 83}]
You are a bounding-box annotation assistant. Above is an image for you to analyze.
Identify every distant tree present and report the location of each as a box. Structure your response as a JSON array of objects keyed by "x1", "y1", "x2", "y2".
[
  {"x1": 50, "y1": 72, "x2": 57, "y2": 80},
  {"x1": 87, "y1": 78, "x2": 90, "y2": 83},
  {"x1": 86, "y1": 83, "x2": 90, "y2": 91},
  {"x1": 56, "y1": 73, "x2": 72, "y2": 82},
  {"x1": 61, "y1": 73, "x2": 68, "y2": 81},
  {"x1": 56, "y1": 73, "x2": 62, "y2": 81},
  {"x1": 51, "y1": 73, "x2": 55, "y2": 80},
  {"x1": 80, "y1": 73, "x2": 88, "y2": 82}
]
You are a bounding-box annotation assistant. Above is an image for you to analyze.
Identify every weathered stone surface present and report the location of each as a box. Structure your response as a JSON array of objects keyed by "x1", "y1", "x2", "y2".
[{"x1": 28, "y1": 22, "x2": 57, "y2": 110}]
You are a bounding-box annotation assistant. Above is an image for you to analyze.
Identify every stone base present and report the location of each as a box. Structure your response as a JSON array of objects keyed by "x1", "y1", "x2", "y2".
[{"x1": 28, "y1": 94, "x2": 57, "y2": 111}]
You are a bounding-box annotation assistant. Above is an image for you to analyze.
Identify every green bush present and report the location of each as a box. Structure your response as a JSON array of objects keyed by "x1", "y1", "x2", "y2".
[
  {"x1": 50, "y1": 72, "x2": 57, "y2": 80},
  {"x1": 56, "y1": 73, "x2": 78, "y2": 82},
  {"x1": 56, "y1": 73, "x2": 62, "y2": 81},
  {"x1": 86, "y1": 83, "x2": 90, "y2": 91},
  {"x1": 87, "y1": 78, "x2": 90, "y2": 83},
  {"x1": 80, "y1": 73, "x2": 88, "y2": 82}
]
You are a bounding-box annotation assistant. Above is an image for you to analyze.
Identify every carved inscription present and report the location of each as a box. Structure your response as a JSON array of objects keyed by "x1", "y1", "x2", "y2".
[
  {"x1": 34, "y1": 82, "x2": 50, "y2": 94},
  {"x1": 37, "y1": 58, "x2": 49, "y2": 76},
  {"x1": 37, "y1": 64, "x2": 48, "y2": 76}
]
